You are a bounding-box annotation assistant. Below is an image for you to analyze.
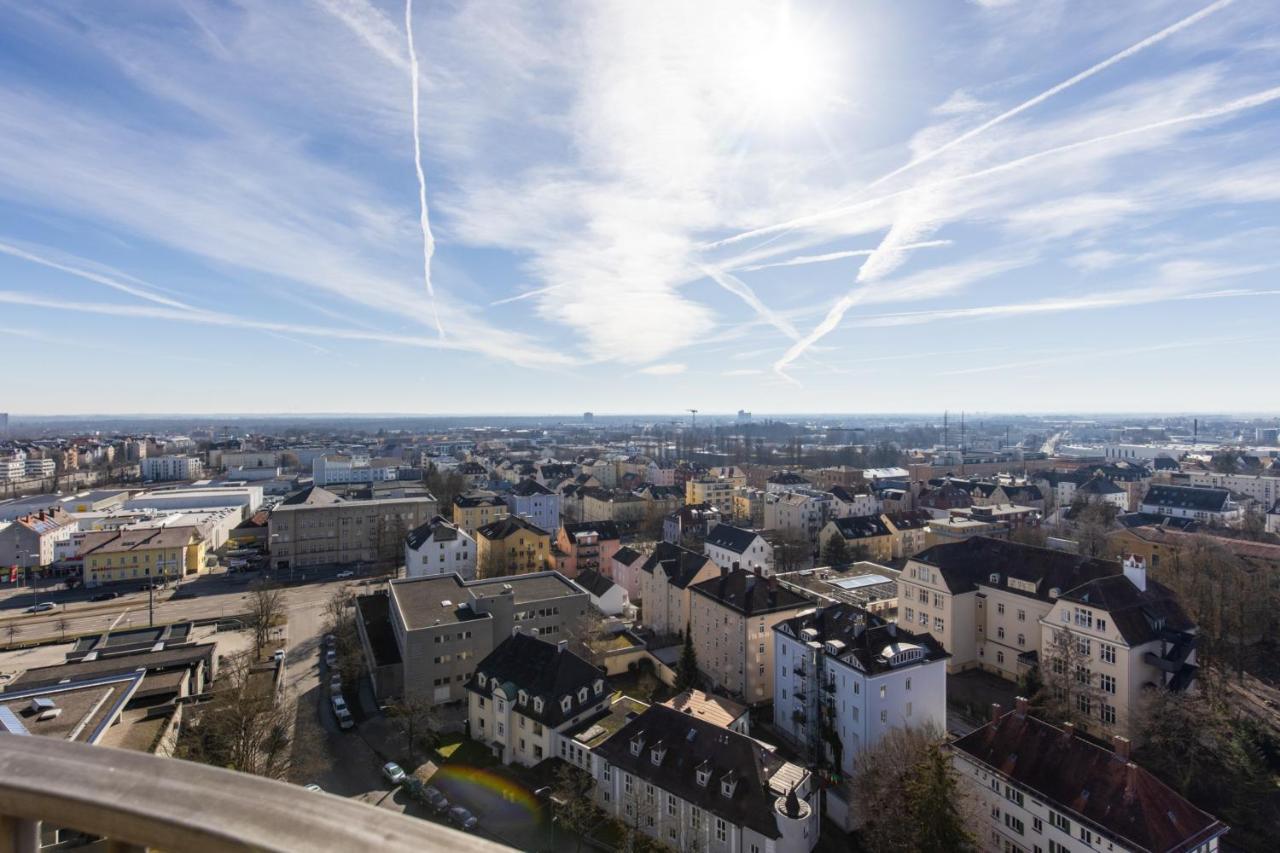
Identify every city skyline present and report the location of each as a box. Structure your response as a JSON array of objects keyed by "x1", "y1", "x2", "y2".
[{"x1": 2, "y1": 0, "x2": 1278, "y2": 414}]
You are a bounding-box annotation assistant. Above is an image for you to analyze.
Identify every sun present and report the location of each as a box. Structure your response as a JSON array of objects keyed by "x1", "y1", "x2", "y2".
[{"x1": 721, "y1": 5, "x2": 840, "y2": 128}]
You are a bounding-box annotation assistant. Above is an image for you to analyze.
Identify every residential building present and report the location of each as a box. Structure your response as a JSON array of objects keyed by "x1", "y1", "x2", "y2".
[
  {"x1": 404, "y1": 515, "x2": 476, "y2": 580},
  {"x1": 764, "y1": 489, "x2": 834, "y2": 550},
  {"x1": 593, "y1": 703, "x2": 820, "y2": 853},
  {"x1": 611, "y1": 545, "x2": 647, "y2": 602},
  {"x1": 664, "y1": 503, "x2": 723, "y2": 545},
  {"x1": 475, "y1": 515, "x2": 553, "y2": 578},
  {"x1": 661, "y1": 689, "x2": 750, "y2": 735},
  {"x1": 775, "y1": 562, "x2": 900, "y2": 618},
  {"x1": 140, "y1": 455, "x2": 204, "y2": 481},
  {"x1": 24, "y1": 457, "x2": 55, "y2": 478},
  {"x1": 1040, "y1": 555, "x2": 1197, "y2": 739},
  {"x1": 829, "y1": 484, "x2": 879, "y2": 518},
  {"x1": 371, "y1": 571, "x2": 590, "y2": 706},
  {"x1": 901, "y1": 537, "x2": 1115, "y2": 676},
  {"x1": 467, "y1": 632, "x2": 609, "y2": 767},
  {"x1": 1139, "y1": 484, "x2": 1241, "y2": 524},
  {"x1": 574, "y1": 568, "x2": 632, "y2": 617},
  {"x1": 733, "y1": 486, "x2": 767, "y2": 527},
  {"x1": 1074, "y1": 475, "x2": 1129, "y2": 511},
  {"x1": 766, "y1": 471, "x2": 812, "y2": 494},
  {"x1": 689, "y1": 568, "x2": 812, "y2": 703},
  {"x1": 0, "y1": 507, "x2": 75, "y2": 567},
  {"x1": 773, "y1": 604, "x2": 948, "y2": 776},
  {"x1": 555, "y1": 520, "x2": 621, "y2": 579},
  {"x1": 637, "y1": 542, "x2": 721, "y2": 637},
  {"x1": 703, "y1": 523, "x2": 774, "y2": 575},
  {"x1": 312, "y1": 454, "x2": 400, "y2": 486},
  {"x1": 268, "y1": 486, "x2": 437, "y2": 570},
  {"x1": 580, "y1": 488, "x2": 647, "y2": 530},
  {"x1": 0, "y1": 455, "x2": 26, "y2": 481},
  {"x1": 820, "y1": 515, "x2": 895, "y2": 563},
  {"x1": 79, "y1": 526, "x2": 207, "y2": 587},
  {"x1": 1184, "y1": 470, "x2": 1280, "y2": 507},
  {"x1": 452, "y1": 491, "x2": 509, "y2": 536},
  {"x1": 882, "y1": 510, "x2": 932, "y2": 559},
  {"x1": 951, "y1": 503, "x2": 1042, "y2": 531},
  {"x1": 686, "y1": 477, "x2": 736, "y2": 512},
  {"x1": 1268, "y1": 500, "x2": 1280, "y2": 534},
  {"x1": 505, "y1": 479, "x2": 562, "y2": 533},
  {"x1": 952, "y1": 699, "x2": 1227, "y2": 853}
]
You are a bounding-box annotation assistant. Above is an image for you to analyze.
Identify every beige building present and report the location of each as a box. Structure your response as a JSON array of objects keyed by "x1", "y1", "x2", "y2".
[
  {"x1": 452, "y1": 491, "x2": 509, "y2": 536},
  {"x1": 899, "y1": 537, "x2": 1114, "y2": 676},
  {"x1": 637, "y1": 542, "x2": 720, "y2": 637},
  {"x1": 268, "y1": 486, "x2": 437, "y2": 570},
  {"x1": 688, "y1": 567, "x2": 812, "y2": 704},
  {"x1": 475, "y1": 515, "x2": 552, "y2": 578},
  {"x1": 685, "y1": 477, "x2": 736, "y2": 511}
]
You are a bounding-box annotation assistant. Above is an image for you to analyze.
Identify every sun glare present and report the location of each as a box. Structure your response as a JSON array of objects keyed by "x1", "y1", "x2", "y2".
[{"x1": 722, "y1": 6, "x2": 839, "y2": 128}]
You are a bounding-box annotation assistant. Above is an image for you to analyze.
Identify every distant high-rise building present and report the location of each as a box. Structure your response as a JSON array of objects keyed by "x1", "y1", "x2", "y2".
[
  {"x1": 583, "y1": 411, "x2": 594, "y2": 424},
  {"x1": 737, "y1": 409, "x2": 751, "y2": 424},
  {"x1": 0, "y1": 412, "x2": 8, "y2": 438},
  {"x1": 1256, "y1": 427, "x2": 1278, "y2": 445}
]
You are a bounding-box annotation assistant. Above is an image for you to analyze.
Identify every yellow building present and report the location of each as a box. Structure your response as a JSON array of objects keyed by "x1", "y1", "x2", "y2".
[
  {"x1": 685, "y1": 478, "x2": 735, "y2": 510},
  {"x1": 452, "y1": 491, "x2": 509, "y2": 536},
  {"x1": 475, "y1": 516, "x2": 552, "y2": 578},
  {"x1": 820, "y1": 515, "x2": 895, "y2": 563},
  {"x1": 79, "y1": 526, "x2": 207, "y2": 588}
]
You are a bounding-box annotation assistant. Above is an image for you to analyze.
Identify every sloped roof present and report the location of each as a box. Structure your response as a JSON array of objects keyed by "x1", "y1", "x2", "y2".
[
  {"x1": 1059, "y1": 574, "x2": 1195, "y2": 645},
  {"x1": 776, "y1": 603, "x2": 949, "y2": 674},
  {"x1": 703, "y1": 524, "x2": 762, "y2": 554},
  {"x1": 830, "y1": 514, "x2": 892, "y2": 540},
  {"x1": 1141, "y1": 485, "x2": 1231, "y2": 513},
  {"x1": 641, "y1": 542, "x2": 714, "y2": 589},
  {"x1": 405, "y1": 515, "x2": 464, "y2": 549},
  {"x1": 574, "y1": 568, "x2": 618, "y2": 598},
  {"x1": 1078, "y1": 477, "x2": 1125, "y2": 496},
  {"x1": 952, "y1": 710, "x2": 1227, "y2": 853},
  {"x1": 476, "y1": 514, "x2": 549, "y2": 541},
  {"x1": 690, "y1": 569, "x2": 809, "y2": 616},
  {"x1": 279, "y1": 485, "x2": 343, "y2": 507},
  {"x1": 563, "y1": 520, "x2": 621, "y2": 541},
  {"x1": 467, "y1": 632, "x2": 604, "y2": 727},
  {"x1": 613, "y1": 545, "x2": 644, "y2": 566},
  {"x1": 453, "y1": 490, "x2": 506, "y2": 508},
  {"x1": 883, "y1": 510, "x2": 931, "y2": 531},
  {"x1": 511, "y1": 479, "x2": 555, "y2": 497},
  {"x1": 912, "y1": 536, "x2": 1116, "y2": 601}
]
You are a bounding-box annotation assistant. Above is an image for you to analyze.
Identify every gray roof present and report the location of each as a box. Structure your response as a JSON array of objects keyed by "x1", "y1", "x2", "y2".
[
  {"x1": 405, "y1": 515, "x2": 462, "y2": 549},
  {"x1": 703, "y1": 524, "x2": 762, "y2": 554}
]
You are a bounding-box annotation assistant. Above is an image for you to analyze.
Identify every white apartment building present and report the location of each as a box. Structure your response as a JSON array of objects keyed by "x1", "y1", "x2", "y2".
[
  {"x1": 24, "y1": 458, "x2": 55, "y2": 478},
  {"x1": 952, "y1": 700, "x2": 1227, "y2": 853},
  {"x1": 773, "y1": 604, "x2": 948, "y2": 779},
  {"x1": 1139, "y1": 484, "x2": 1241, "y2": 523},
  {"x1": 0, "y1": 456, "x2": 28, "y2": 481},
  {"x1": 593, "y1": 703, "x2": 820, "y2": 853},
  {"x1": 1184, "y1": 470, "x2": 1280, "y2": 507},
  {"x1": 404, "y1": 515, "x2": 476, "y2": 580},
  {"x1": 703, "y1": 524, "x2": 774, "y2": 575},
  {"x1": 140, "y1": 455, "x2": 205, "y2": 481},
  {"x1": 764, "y1": 489, "x2": 834, "y2": 548},
  {"x1": 312, "y1": 454, "x2": 400, "y2": 486},
  {"x1": 504, "y1": 479, "x2": 562, "y2": 533},
  {"x1": 829, "y1": 485, "x2": 880, "y2": 518}
]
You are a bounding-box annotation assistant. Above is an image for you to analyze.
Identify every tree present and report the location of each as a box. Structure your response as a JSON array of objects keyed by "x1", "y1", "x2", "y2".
[
  {"x1": 1073, "y1": 500, "x2": 1116, "y2": 558},
  {"x1": 1211, "y1": 451, "x2": 1239, "y2": 474},
  {"x1": 388, "y1": 696, "x2": 439, "y2": 765},
  {"x1": 904, "y1": 743, "x2": 975, "y2": 853},
  {"x1": 566, "y1": 607, "x2": 610, "y2": 668},
  {"x1": 1032, "y1": 627, "x2": 1102, "y2": 731},
  {"x1": 675, "y1": 626, "x2": 700, "y2": 692},
  {"x1": 5, "y1": 622, "x2": 20, "y2": 647},
  {"x1": 1240, "y1": 505, "x2": 1267, "y2": 540},
  {"x1": 851, "y1": 721, "x2": 953, "y2": 851},
  {"x1": 551, "y1": 763, "x2": 600, "y2": 853},
  {"x1": 771, "y1": 530, "x2": 810, "y2": 573},
  {"x1": 249, "y1": 581, "x2": 284, "y2": 659},
  {"x1": 1008, "y1": 524, "x2": 1048, "y2": 548},
  {"x1": 176, "y1": 651, "x2": 292, "y2": 779},
  {"x1": 821, "y1": 534, "x2": 849, "y2": 567}
]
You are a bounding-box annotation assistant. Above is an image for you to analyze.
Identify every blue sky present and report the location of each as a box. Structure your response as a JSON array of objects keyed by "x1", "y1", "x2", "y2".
[{"x1": 1, "y1": 0, "x2": 1277, "y2": 415}]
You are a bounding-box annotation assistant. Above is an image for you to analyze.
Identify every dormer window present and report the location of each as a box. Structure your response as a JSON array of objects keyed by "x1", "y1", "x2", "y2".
[
  {"x1": 695, "y1": 762, "x2": 712, "y2": 787},
  {"x1": 630, "y1": 734, "x2": 645, "y2": 757},
  {"x1": 477, "y1": 673, "x2": 487, "y2": 688},
  {"x1": 518, "y1": 690, "x2": 528, "y2": 706},
  {"x1": 989, "y1": 573, "x2": 1000, "y2": 584},
  {"x1": 593, "y1": 679, "x2": 604, "y2": 696},
  {"x1": 534, "y1": 697, "x2": 544, "y2": 713},
  {"x1": 561, "y1": 696, "x2": 572, "y2": 714},
  {"x1": 650, "y1": 744, "x2": 666, "y2": 766},
  {"x1": 720, "y1": 773, "x2": 738, "y2": 799},
  {"x1": 578, "y1": 687, "x2": 588, "y2": 704}
]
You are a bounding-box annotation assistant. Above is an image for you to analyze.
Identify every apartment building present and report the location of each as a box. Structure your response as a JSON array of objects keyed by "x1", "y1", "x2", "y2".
[
  {"x1": 24, "y1": 457, "x2": 55, "y2": 478},
  {"x1": 953, "y1": 700, "x2": 1227, "y2": 853},
  {"x1": 766, "y1": 471, "x2": 812, "y2": 494},
  {"x1": 404, "y1": 515, "x2": 476, "y2": 580},
  {"x1": 554, "y1": 520, "x2": 620, "y2": 579},
  {"x1": 1073, "y1": 476, "x2": 1129, "y2": 511},
  {"x1": 1139, "y1": 485, "x2": 1240, "y2": 524},
  {"x1": 79, "y1": 526, "x2": 206, "y2": 587},
  {"x1": 505, "y1": 479, "x2": 561, "y2": 533},
  {"x1": 686, "y1": 478, "x2": 736, "y2": 512},
  {"x1": 0, "y1": 507, "x2": 75, "y2": 567},
  {"x1": 1040, "y1": 555, "x2": 1197, "y2": 739},
  {"x1": 268, "y1": 486, "x2": 437, "y2": 570},
  {"x1": 764, "y1": 489, "x2": 833, "y2": 549},
  {"x1": 689, "y1": 568, "x2": 811, "y2": 704},
  {"x1": 882, "y1": 511, "x2": 932, "y2": 559},
  {"x1": 638, "y1": 542, "x2": 721, "y2": 637},
  {"x1": 900, "y1": 537, "x2": 1115, "y2": 676},
  {"x1": 467, "y1": 631, "x2": 609, "y2": 767},
  {"x1": 592, "y1": 703, "x2": 820, "y2": 853},
  {"x1": 312, "y1": 454, "x2": 400, "y2": 486},
  {"x1": 475, "y1": 515, "x2": 552, "y2": 578},
  {"x1": 829, "y1": 484, "x2": 879, "y2": 518},
  {"x1": 140, "y1": 455, "x2": 204, "y2": 481},
  {"x1": 0, "y1": 455, "x2": 25, "y2": 481},
  {"x1": 452, "y1": 491, "x2": 509, "y2": 536},
  {"x1": 703, "y1": 524, "x2": 774, "y2": 576},
  {"x1": 1184, "y1": 470, "x2": 1280, "y2": 506},
  {"x1": 820, "y1": 515, "x2": 895, "y2": 563},
  {"x1": 733, "y1": 487, "x2": 767, "y2": 527},
  {"x1": 382, "y1": 571, "x2": 590, "y2": 706},
  {"x1": 611, "y1": 545, "x2": 647, "y2": 602},
  {"x1": 773, "y1": 604, "x2": 948, "y2": 777},
  {"x1": 579, "y1": 488, "x2": 647, "y2": 530}
]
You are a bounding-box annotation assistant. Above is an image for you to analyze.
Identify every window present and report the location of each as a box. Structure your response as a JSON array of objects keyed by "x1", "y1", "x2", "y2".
[
  {"x1": 715, "y1": 818, "x2": 727, "y2": 843},
  {"x1": 623, "y1": 773, "x2": 632, "y2": 795},
  {"x1": 666, "y1": 794, "x2": 676, "y2": 816},
  {"x1": 1075, "y1": 636, "x2": 1091, "y2": 656},
  {"x1": 1004, "y1": 784, "x2": 1024, "y2": 807},
  {"x1": 1017, "y1": 608, "x2": 1026, "y2": 622},
  {"x1": 1033, "y1": 817, "x2": 1043, "y2": 834},
  {"x1": 997, "y1": 650, "x2": 1005, "y2": 665},
  {"x1": 880, "y1": 709, "x2": 887, "y2": 723},
  {"x1": 1004, "y1": 814, "x2": 1025, "y2": 835},
  {"x1": 1049, "y1": 812, "x2": 1070, "y2": 833},
  {"x1": 934, "y1": 617, "x2": 944, "y2": 632},
  {"x1": 879, "y1": 685, "x2": 887, "y2": 699},
  {"x1": 1097, "y1": 618, "x2": 1107, "y2": 633},
  {"x1": 997, "y1": 626, "x2": 1005, "y2": 639},
  {"x1": 905, "y1": 678, "x2": 912, "y2": 691},
  {"x1": 1100, "y1": 643, "x2": 1116, "y2": 664},
  {"x1": 997, "y1": 602, "x2": 1005, "y2": 615},
  {"x1": 1099, "y1": 674, "x2": 1116, "y2": 694},
  {"x1": 1101, "y1": 703, "x2": 1116, "y2": 725}
]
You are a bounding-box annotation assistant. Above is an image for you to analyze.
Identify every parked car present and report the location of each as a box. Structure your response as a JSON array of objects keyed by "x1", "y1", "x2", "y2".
[
  {"x1": 273, "y1": 649, "x2": 286, "y2": 663},
  {"x1": 423, "y1": 786, "x2": 449, "y2": 813},
  {"x1": 382, "y1": 762, "x2": 406, "y2": 786},
  {"x1": 335, "y1": 570, "x2": 355, "y2": 579},
  {"x1": 25, "y1": 602, "x2": 56, "y2": 614},
  {"x1": 331, "y1": 695, "x2": 348, "y2": 715},
  {"x1": 90, "y1": 592, "x2": 119, "y2": 602},
  {"x1": 139, "y1": 582, "x2": 160, "y2": 591},
  {"x1": 329, "y1": 680, "x2": 342, "y2": 697},
  {"x1": 323, "y1": 633, "x2": 336, "y2": 647},
  {"x1": 303, "y1": 783, "x2": 323, "y2": 793},
  {"x1": 325, "y1": 650, "x2": 337, "y2": 667},
  {"x1": 447, "y1": 806, "x2": 479, "y2": 832},
  {"x1": 334, "y1": 707, "x2": 354, "y2": 730}
]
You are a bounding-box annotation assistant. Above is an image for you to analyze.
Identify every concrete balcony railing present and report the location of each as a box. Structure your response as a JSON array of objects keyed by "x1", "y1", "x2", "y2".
[{"x1": 0, "y1": 737, "x2": 509, "y2": 853}]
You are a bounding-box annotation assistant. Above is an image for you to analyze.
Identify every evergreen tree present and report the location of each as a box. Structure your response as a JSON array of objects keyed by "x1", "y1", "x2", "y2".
[
  {"x1": 821, "y1": 534, "x2": 850, "y2": 567},
  {"x1": 905, "y1": 743, "x2": 974, "y2": 853},
  {"x1": 676, "y1": 625, "x2": 700, "y2": 691}
]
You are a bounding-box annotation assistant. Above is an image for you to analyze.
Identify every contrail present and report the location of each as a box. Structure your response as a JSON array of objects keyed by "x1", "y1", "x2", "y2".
[
  {"x1": 405, "y1": 0, "x2": 443, "y2": 337},
  {"x1": 0, "y1": 241, "x2": 196, "y2": 310},
  {"x1": 741, "y1": 240, "x2": 952, "y2": 272},
  {"x1": 489, "y1": 284, "x2": 564, "y2": 306},
  {"x1": 699, "y1": 264, "x2": 801, "y2": 340},
  {"x1": 706, "y1": 0, "x2": 1236, "y2": 250}
]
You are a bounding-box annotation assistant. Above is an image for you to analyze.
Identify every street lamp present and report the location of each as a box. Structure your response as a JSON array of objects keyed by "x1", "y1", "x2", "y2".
[{"x1": 24, "y1": 553, "x2": 40, "y2": 609}]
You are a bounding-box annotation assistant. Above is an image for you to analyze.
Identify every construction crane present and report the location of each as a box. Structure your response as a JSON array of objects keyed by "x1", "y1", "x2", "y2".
[{"x1": 687, "y1": 409, "x2": 698, "y2": 429}]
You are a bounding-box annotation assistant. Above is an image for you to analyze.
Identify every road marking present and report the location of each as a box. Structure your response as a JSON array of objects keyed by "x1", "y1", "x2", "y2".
[{"x1": 108, "y1": 609, "x2": 129, "y2": 632}]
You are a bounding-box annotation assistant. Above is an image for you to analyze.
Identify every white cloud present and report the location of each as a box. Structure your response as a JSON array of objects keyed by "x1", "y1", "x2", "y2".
[{"x1": 637, "y1": 363, "x2": 687, "y2": 376}]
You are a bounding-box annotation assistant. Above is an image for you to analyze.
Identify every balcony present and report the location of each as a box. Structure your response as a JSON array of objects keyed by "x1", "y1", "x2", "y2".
[{"x1": 0, "y1": 737, "x2": 506, "y2": 853}]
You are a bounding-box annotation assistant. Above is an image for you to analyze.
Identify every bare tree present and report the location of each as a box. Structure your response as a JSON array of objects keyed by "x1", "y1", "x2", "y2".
[
  {"x1": 177, "y1": 651, "x2": 292, "y2": 779},
  {"x1": 1034, "y1": 627, "x2": 1103, "y2": 731},
  {"x1": 551, "y1": 763, "x2": 600, "y2": 853},
  {"x1": 850, "y1": 721, "x2": 946, "y2": 851},
  {"x1": 5, "y1": 622, "x2": 20, "y2": 647},
  {"x1": 249, "y1": 581, "x2": 285, "y2": 659},
  {"x1": 565, "y1": 607, "x2": 610, "y2": 667},
  {"x1": 388, "y1": 695, "x2": 440, "y2": 765}
]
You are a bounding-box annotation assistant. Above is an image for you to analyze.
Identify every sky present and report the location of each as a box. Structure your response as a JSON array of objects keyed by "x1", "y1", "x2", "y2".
[{"x1": 0, "y1": 0, "x2": 1277, "y2": 416}]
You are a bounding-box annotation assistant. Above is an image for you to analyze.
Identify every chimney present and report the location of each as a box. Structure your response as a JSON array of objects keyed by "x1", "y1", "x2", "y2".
[
  {"x1": 1014, "y1": 696, "x2": 1029, "y2": 716},
  {"x1": 512, "y1": 625, "x2": 521, "y2": 637},
  {"x1": 1112, "y1": 735, "x2": 1131, "y2": 760},
  {"x1": 557, "y1": 639, "x2": 568, "y2": 654},
  {"x1": 720, "y1": 563, "x2": 729, "y2": 578},
  {"x1": 990, "y1": 703, "x2": 1002, "y2": 725},
  {"x1": 1122, "y1": 554, "x2": 1147, "y2": 592},
  {"x1": 1061, "y1": 722, "x2": 1076, "y2": 741},
  {"x1": 767, "y1": 574, "x2": 777, "y2": 594}
]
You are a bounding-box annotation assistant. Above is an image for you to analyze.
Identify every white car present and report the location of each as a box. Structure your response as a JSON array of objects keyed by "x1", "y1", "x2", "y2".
[
  {"x1": 273, "y1": 649, "x2": 285, "y2": 663},
  {"x1": 334, "y1": 707, "x2": 354, "y2": 730},
  {"x1": 335, "y1": 570, "x2": 355, "y2": 579},
  {"x1": 325, "y1": 650, "x2": 337, "y2": 667},
  {"x1": 382, "y1": 762, "x2": 406, "y2": 786},
  {"x1": 303, "y1": 783, "x2": 323, "y2": 793},
  {"x1": 331, "y1": 695, "x2": 348, "y2": 714},
  {"x1": 25, "y1": 602, "x2": 56, "y2": 614}
]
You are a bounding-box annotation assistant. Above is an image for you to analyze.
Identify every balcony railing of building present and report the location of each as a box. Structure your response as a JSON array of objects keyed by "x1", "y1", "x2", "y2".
[{"x1": 0, "y1": 737, "x2": 508, "y2": 853}]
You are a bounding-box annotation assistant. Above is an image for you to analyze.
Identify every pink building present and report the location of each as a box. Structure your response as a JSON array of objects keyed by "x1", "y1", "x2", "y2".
[{"x1": 554, "y1": 521, "x2": 621, "y2": 579}]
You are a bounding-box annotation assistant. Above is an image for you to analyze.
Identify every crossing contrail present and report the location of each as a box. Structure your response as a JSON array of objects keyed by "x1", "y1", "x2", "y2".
[
  {"x1": 706, "y1": 0, "x2": 1236, "y2": 251},
  {"x1": 405, "y1": 0, "x2": 443, "y2": 337}
]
